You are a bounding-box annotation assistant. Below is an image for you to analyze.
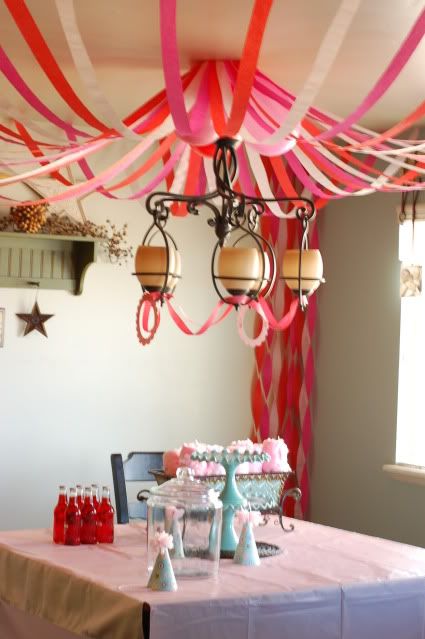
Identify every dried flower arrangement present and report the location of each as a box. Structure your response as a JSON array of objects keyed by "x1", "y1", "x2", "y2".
[{"x1": 0, "y1": 206, "x2": 133, "y2": 264}]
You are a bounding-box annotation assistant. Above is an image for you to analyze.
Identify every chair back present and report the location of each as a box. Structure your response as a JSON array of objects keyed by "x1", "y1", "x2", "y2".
[{"x1": 111, "y1": 451, "x2": 163, "y2": 524}]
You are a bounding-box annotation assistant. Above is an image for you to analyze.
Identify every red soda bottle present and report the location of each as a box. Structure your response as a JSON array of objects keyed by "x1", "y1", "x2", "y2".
[
  {"x1": 81, "y1": 486, "x2": 97, "y2": 545},
  {"x1": 97, "y1": 486, "x2": 115, "y2": 544},
  {"x1": 64, "y1": 487, "x2": 81, "y2": 546},
  {"x1": 76, "y1": 484, "x2": 84, "y2": 511},
  {"x1": 91, "y1": 484, "x2": 100, "y2": 512},
  {"x1": 53, "y1": 485, "x2": 67, "y2": 544}
]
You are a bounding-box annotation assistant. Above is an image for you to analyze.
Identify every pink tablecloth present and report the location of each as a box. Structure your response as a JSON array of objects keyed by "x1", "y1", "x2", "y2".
[{"x1": 2, "y1": 519, "x2": 425, "y2": 639}]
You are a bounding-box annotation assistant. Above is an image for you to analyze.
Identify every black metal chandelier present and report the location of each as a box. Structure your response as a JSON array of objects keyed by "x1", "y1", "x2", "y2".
[{"x1": 134, "y1": 137, "x2": 324, "y2": 312}]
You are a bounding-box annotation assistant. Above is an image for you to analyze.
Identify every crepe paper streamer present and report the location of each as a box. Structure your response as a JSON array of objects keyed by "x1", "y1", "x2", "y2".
[
  {"x1": 0, "y1": 134, "x2": 169, "y2": 203},
  {"x1": 250, "y1": 203, "x2": 324, "y2": 519},
  {"x1": 243, "y1": 64, "x2": 425, "y2": 157},
  {"x1": 54, "y1": 0, "x2": 139, "y2": 140},
  {"x1": 222, "y1": 0, "x2": 273, "y2": 137},
  {"x1": 4, "y1": 0, "x2": 112, "y2": 135},
  {"x1": 3, "y1": 62, "x2": 425, "y2": 204},
  {"x1": 135, "y1": 288, "x2": 298, "y2": 347},
  {"x1": 0, "y1": 45, "x2": 91, "y2": 138},
  {"x1": 318, "y1": 7, "x2": 425, "y2": 142},
  {"x1": 136, "y1": 294, "x2": 160, "y2": 346},
  {"x1": 12, "y1": 121, "x2": 71, "y2": 187},
  {"x1": 159, "y1": 0, "x2": 216, "y2": 145},
  {"x1": 245, "y1": 0, "x2": 365, "y2": 148},
  {"x1": 0, "y1": 66, "x2": 205, "y2": 198},
  {"x1": 243, "y1": 70, "x2": 425, "y2": 169},
  {"x1": 160, "y1": 0, "x2": 273, "y2": 141},
  {"x1": 237, "y1": 304, "x2": 269, "y2": 348},
  {"x1": 66, "y1": 134, "x2": 183, "y2": 201},
  {"x1": 165, "y1": 297, "x2": 234, "y2": 336}
]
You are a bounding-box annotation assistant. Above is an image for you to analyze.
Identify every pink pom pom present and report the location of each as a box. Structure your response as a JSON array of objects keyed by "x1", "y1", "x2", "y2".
[
  {"x1": 153, "y1": 531, "x2": 174, "y2": 552},
  {"x1": 235, "y1": 510, "x2": 262, "y2": 526}
]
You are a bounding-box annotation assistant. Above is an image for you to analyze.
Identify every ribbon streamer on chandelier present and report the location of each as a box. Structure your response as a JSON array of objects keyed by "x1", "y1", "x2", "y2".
[
  {"x1": 243, "y1": 0, "x2": 365, "y2": 149},
  {"x1": 54, "y1": 0, "x2": 139, "y2": 140},
  {"x1": 2, "y1": 0, "x2": 425, "y2": 202},
  {"x1": 159, "y1": 0, "x2": 273, "y2": 142},
  {"x1": 3, "y1": 0, "x2": 112, "y2": 135},
  {"x1": 135, "y1": 290, "x2": 300, "y2": 349}
]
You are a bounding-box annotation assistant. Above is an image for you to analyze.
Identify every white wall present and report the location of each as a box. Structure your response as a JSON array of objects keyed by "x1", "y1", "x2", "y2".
[
  {"x1": 0, "y1": 193, "x2": 253, "y2": 530},
  {"x1": 311, "y1": 192, "x2": 425, "y2": 547}
]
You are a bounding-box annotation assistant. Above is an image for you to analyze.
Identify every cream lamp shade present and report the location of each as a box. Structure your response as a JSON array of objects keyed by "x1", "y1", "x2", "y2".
[
  {"x1": 282, "y1": 249, "x2": 324, "y2": 295},
  {"x1": 135, "y1": 245, "x2": 181, "y2": 293},
  {"x1": 217, "y1": 246, "x2": 263, "y2": 295}
]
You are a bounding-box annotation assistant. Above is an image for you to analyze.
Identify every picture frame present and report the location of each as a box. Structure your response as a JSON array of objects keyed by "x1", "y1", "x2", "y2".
[
  {"x1": 400, "y1": 263, "x2": 422, "y2": 298},
  {"x1": 0, "y1": 308, "x2": 4, "y2": 347}
]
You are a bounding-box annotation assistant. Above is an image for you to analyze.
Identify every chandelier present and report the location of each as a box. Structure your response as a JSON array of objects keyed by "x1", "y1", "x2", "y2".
[{"x1": 134, "y1": 138, "x2": 324, "y2": 347}]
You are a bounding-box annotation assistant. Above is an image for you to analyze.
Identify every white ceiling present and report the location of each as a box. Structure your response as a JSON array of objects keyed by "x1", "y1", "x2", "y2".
[{"x1": 1, "y1": 0, "x2": 425, "y2": 131}]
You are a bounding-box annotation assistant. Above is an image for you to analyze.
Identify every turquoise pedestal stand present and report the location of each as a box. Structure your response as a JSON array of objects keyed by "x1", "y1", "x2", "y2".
[{"x1": 192, "y1": 449, "x2": 269, "y2": 556}]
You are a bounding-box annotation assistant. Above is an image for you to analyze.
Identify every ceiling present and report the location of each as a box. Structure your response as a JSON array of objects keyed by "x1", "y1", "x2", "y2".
[{"x1": 1, "y1": 0, "x2": 425, "y2": 131}]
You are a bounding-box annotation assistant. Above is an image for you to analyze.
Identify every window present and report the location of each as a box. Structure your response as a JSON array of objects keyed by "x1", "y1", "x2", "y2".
[{"x1": 396, "y1": 216, "x2": 425, "y2": 467}]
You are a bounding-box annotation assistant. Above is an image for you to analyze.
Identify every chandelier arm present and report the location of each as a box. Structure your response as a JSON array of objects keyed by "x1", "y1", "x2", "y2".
[
  {"x1": 136, "y1": 138, "x2": 322, "y2": 316},
  {"x1": 146, "y1": 189, "x2": 221, "y2": 217},
  {"x1": 219, "y1": 188, "x2": 316, "y2": 220}
]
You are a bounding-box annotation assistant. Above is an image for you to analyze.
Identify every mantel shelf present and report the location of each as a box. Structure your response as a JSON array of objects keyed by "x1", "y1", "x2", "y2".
[{"x1": 0, "y1": 232, "x2": 99, "y2": 295}]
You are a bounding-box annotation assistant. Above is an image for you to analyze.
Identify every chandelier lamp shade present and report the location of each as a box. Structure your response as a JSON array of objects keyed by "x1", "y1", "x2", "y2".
[
  {"x1": 133, "y1": 138, "x2": 324, "y2": 347},
  {"x1": 281, "y1": 208, "x2": 325, "y2": 310}
]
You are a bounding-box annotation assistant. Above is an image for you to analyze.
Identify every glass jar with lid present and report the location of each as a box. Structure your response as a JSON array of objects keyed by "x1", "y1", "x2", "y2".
[{"x1": 147, "y1": 467, "x2": 222, "y2": 579}]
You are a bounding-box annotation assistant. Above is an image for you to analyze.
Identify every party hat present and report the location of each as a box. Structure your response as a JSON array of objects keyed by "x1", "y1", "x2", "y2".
[
  {"x1": 168, "y1": 516, "x2": 185, "y2": 559},
  {"x1": 233, "y1": 521, "x2": 260, "y2": 566},
  {"x1": 147, "y1": 532, "x2": 178, "y2": 591}
]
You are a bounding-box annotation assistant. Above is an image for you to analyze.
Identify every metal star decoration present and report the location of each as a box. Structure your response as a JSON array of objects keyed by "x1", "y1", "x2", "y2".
[{"x1": 16, "y1": 302, "x2": 54, "y2": 337}]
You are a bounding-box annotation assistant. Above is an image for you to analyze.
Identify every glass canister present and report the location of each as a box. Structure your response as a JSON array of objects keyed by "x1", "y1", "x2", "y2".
[{"x1": 147, "y1": 467, "x2": 222, "y2": 579}]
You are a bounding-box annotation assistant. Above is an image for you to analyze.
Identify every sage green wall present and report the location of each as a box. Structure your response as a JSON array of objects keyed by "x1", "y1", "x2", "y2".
[{"x1": 310, "y1": 192, "x2": 425, "y2": 547}]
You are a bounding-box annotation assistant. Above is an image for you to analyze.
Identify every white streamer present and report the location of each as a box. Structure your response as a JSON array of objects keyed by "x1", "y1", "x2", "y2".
[{"x1": 260, "y1": 0, "x2": 364, "y2": 145}]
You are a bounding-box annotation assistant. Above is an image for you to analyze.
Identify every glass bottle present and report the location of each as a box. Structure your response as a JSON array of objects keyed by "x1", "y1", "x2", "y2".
[
  {"x1": 97, "y1": 486, "x2": 114, "y2": 543},
  {"x1": 76, "y1": 484, "x2": 84, "y2": 511},
  {"x1": 81, "y1": 486, "x2": 97, "y2": 545},
  {"x1": 53, "y1": 485, "x2": 68, "y2": 544},
  {"x1": 91, "y1": 484, "x2": 100, "y2": 512},
  {"x1": 64, "y1": 487, "x2": 81, "y2": 546}
]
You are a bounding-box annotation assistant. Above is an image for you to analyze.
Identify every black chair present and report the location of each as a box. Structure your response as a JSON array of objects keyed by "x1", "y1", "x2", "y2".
[{"x1": 111, "y1": 451, "x2": 163, "y2": 524}]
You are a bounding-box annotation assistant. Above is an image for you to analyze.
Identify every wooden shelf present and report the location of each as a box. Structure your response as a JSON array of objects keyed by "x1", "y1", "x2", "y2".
[{"x1": 0, "y1": 232, "x2": 98, "y2": 295}]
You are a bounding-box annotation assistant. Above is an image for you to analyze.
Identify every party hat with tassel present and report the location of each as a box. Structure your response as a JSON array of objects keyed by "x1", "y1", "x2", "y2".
[
  {"x1": 147, "y1": 531, "x2": 178, "y2": 591},
  {"x1": 233, "y1": 510, "x2": 262, "y2": 566}
]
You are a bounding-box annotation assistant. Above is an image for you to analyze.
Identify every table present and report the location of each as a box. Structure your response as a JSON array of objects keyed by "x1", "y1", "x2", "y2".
[{"x1": 2, "y1": 519, "x2": 425, "y2": 639}]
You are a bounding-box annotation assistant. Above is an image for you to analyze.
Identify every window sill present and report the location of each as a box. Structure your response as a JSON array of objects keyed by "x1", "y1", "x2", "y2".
[{"x1": 383, "y1": 464, "x2": 425, "y2": 486}]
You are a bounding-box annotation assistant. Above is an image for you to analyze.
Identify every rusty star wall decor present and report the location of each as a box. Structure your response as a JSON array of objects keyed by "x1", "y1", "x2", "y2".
[{"x1": 16, "y1": 302, "x2": 54, "y2": 337}]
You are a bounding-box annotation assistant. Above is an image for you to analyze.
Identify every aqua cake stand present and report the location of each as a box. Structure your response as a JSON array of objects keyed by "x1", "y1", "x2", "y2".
[{"x1": 191, "y1": 449, "x2": 270, "y2": 556}]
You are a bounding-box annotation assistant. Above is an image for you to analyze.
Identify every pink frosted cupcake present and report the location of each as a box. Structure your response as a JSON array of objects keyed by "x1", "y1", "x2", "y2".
[
  {"x1": 262, "y1": 438, "x2": 290, "y2": 473},
  {"x1": 178, "y1": 442, "x2": 207, "y2": 476}
]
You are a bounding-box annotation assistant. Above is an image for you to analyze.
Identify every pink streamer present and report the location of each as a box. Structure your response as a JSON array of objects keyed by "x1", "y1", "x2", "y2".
[
  {"x1": 319, "y1": 7, "x2": 425, "y2": 141},
  {"x1": 0, "y1": 45, "x2": 90, "y2": 138}
]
